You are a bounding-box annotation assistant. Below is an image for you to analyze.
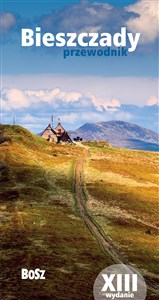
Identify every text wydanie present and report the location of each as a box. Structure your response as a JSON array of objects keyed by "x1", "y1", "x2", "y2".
[{"x1": 21, "y1": 27, "x2": 141, "y2": 52}]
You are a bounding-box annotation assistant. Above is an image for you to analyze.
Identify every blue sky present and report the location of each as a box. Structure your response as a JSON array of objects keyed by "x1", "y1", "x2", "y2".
[
  {"x1": 3, "y1": 1, "x2": 138, "y2": 17},
  {"x1": 1, "y1": 0, "x2": 159, "y2": 133}
]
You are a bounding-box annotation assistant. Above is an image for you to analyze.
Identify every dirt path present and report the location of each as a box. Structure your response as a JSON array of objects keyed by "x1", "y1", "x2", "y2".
[{"x1": 73, "y1": 147, "x2": 159, "y2": 295}]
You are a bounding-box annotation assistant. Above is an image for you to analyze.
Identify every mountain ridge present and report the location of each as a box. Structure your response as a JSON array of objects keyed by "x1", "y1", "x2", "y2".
[{"x1": 71, "y1": 120, "x2": 159, "y2": 151}]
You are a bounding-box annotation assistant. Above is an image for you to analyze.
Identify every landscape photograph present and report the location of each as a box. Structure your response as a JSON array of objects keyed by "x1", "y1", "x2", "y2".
[{"x1": 0, "y1": 0, "x2": 159, "y2": 300}]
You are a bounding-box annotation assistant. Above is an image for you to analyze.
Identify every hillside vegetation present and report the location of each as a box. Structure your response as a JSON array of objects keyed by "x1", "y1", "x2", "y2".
[
  {"x1": 84, "y1": 144, "x2": 159, "y2": 286},
  {"x1": 0, "y1": 125, "x2": 158, "y2": 300},
  {"x1": 0, "y1": 125, "x2": 110, "y2": 300}
]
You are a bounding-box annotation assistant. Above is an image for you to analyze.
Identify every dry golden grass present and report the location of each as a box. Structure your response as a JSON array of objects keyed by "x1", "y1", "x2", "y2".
[
  {"x1": 84, "y1": 146, "x2": 159, "y2": 279},
  {"x1": 0, "y1": 125, "x2": 112, "y2": 300},
  {"x1": 0, "y1": 125, "x2": 158, "y2": 299}
]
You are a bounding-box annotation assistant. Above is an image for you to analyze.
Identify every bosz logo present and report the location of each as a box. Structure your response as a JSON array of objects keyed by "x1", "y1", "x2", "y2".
[
  {"x1": 21, "y1": 268, "x2": 45, "y2": 280},
  {"x1": 93, "y1": 264, "x2": 147, "y2": 300}
]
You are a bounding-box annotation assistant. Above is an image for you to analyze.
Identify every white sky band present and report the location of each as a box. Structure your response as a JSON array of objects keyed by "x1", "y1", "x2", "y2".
[{"x1": 21, "y1": 27, "x2": 141, "y2": 52}]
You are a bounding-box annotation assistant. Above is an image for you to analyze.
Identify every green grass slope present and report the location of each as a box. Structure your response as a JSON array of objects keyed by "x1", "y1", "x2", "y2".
[
  {"x1": 0, "y1": 125, "x2": 158, "y2": 300},
  {"x1": 0, "y1": 125, "x2": 112, "y2": 300}
]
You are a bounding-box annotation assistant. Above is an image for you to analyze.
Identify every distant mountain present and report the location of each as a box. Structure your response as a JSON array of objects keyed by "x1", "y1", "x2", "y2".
[{"x1": 71, "y1": 121, "x2": 159, "y2": 151}]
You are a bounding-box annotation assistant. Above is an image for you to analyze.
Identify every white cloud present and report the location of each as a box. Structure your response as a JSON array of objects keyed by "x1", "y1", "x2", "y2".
[
  {"x1": 80, "y1": 25, "x2": 102, "y2": 33},
  {"x1": 39, "y1": 0, "x2": 158, "y2": 50},
  {"x1": 147, "y1": 96, "x2": 159, "y2": 106},
  {"x1": 1, "y1": 86, "x2": 121, "y2": 112},
  {"x1": 1, "y1": 85, "x2": 134, "y2": 132},
  {"x1": 21, "y1": 114, "x2": 39, "y2": 123},
  {"x1": 59, "y1": 113, "x2": 79, "y2": 124},
  {"x1": 59, "y1": 111, "x2": 111, "y2": 125},
  {"x1": 90, "y1": 95, "x2": 120, "y2": 112},
  {"x1": 126, "y1": 0, "x2": 159, "y2": 44},
  {"x1": 7, "y1": 89, "x2": 29, "y2": 109},
  {"x1": 26, "y1": 88, "x2": 82, "y2": 103},
  {"x1": 93, "y1": 3, "x2": 113, "y2": 10},
  {"x1": 3, "y1": 75, "x2": 158, "y2": 106},
  {"x1": 40, "y1": 1, "x2": 133, "y2": 38},
  {"x1": 61, "y1": 110, "x2": 133, "y2": 127},
  {"x1": 0, "y1": 12, "x2": 16, "y2": 33},
  {"x1": 85, "y1": 7, "x2": 98, "y2": 16},
  {"x1": 76, "y1": 111, "x2": 107, "y2": 123},
  {"x1": 113, "y1": 111, "x2": 133, "y2": 121}
]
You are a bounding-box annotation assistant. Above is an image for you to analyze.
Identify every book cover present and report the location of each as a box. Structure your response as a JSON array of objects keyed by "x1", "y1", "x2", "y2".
[{"x1": 0, "y1": 1, "x2": 158, "y2": 300}]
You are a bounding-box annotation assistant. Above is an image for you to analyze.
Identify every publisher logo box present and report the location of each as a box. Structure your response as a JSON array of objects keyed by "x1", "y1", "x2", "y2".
[{"x1": 21, "y1": 268, "x2": 45, "y2": 280}]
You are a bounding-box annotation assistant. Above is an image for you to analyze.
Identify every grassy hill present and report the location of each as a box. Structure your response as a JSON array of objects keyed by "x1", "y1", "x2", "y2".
[
  {"x1": 84, "y1": 143, "x2": 159, "y2": 288},
  {"x1": 0, "y1": 125, "x2": 111, "y2": 300},
  {"x1": 0, "y1": 125, "x2": 158, "y2": 300}
]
